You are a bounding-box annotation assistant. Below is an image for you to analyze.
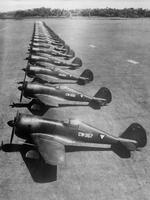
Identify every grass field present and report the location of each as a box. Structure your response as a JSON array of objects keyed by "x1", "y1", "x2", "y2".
[{"x1": 0, "y1": 18, "x2": 150, "y2": 200}]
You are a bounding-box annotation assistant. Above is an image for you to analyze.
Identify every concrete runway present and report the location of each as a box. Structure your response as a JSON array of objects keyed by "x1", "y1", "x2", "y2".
[{"x1": 0, "y1": 18, "x2": 150, "y2": 200}]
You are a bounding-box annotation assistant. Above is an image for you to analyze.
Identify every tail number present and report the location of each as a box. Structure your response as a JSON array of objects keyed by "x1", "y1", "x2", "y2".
[
  {"x1": 65, "y1": 93, "x2": 76, "y2": 97},
  {"x1": 78, "y1": 132, "x2": 93, "y2": 138}
]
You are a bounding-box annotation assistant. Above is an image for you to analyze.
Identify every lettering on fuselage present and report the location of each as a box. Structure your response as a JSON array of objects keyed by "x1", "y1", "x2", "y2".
[
  {"x1": 78, "y1": 132, "x2": 93, "y2": 138},
  {"x1": 99, "y1": 134, "x2": 105, "y2": 139},
  {"x1": 58, "y1": 73, "x2": 66, "y2": 77},
  {"x1": 65, "y1": 93, "x2": 76, "y2": 98}
]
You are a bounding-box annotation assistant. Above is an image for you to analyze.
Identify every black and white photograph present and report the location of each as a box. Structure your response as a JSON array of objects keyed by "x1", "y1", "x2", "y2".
[{"x1": 0, "y1": 0, "x2": 149, "y2": 200}]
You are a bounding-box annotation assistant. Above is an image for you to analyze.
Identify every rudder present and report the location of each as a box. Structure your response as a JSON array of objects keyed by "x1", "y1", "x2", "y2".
[
  {"x1": 94, "y1": 87, "x2": 112, "y2": 104},
  {"x1": 68, "y1": 49, "x2": 75, "y2": 58},
  {"x1": 78, "y1": 69, "x2": 94, "y2": 85},
  {"x1": 120, "y1": 123, "x2": 147, "y2": 149},
  {"x1": 72, "y1": 57, "x2": 82, "y2": 67}
]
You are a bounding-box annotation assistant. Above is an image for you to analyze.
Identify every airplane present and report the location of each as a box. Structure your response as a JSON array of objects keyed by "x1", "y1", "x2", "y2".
[
  {"x1": 26, "y1": 54, "x2": 82, "y2": 69},
  {"x1": 22, "y1": 65, "x2": 93, "y2": 85},
  {"x1": 29, "y1": 41, "x2": 69, "y2": 53},
  {"x1": 6, "y1": 112, "x2": 147, "y2": 165},
  {"x1": 33, "y1": 29, "x2": 62, "y2": 40},
  {"x1": 29, "y1": 37, "x2": 71, "y2": 52},
  {"x1": 28, "y1": 46, "x2": 75, "y2": 59},
  {"x1": 34, "y1": 23, "x2": 61, "y2": 40},
  {"x1": 30, "y1": 61, "x2": 80, "y2": 71},
  {"x1": 33, "y1": 21, "x2": 66, "y2": 47},
  {"x1": 31, "y1": 35, "x2": 65, "y2": 45},
  {"x1": 18, "y1": 81, "x2": 112, "y2": 109},
  {"x1": 30, "y1": 48, "x2": 74, "y2": 61},
  {"x1": 30, "y1": 37, "x2": 65, "y2": 47},
  {"x1": 30, "y1": 30, "x2": 65, "y2": 47}
]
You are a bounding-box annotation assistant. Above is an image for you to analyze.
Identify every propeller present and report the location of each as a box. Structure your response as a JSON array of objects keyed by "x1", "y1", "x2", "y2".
[
  {"x1": 19, "y1": 63, "x2": 28, "y2": 102},
  {"x1": 8, "y1": 112, "x2": 19, "y2": 144}
]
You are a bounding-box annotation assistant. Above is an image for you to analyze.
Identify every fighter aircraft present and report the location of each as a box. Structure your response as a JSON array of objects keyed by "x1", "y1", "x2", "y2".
[
  {"x1": 18, "y1": 81, "x2": 112, "y2": 109},
  {"x1": 26, "y1": 54, "x2": 82, "y2": 69},
  {"x1": 33, "y1": 30, "x2": 62, "y2": 41},
  {"x1": 31, "y1": 33, "x2": 65, "y2": 43},
  {"x1": 28, "y1": 46, "x2": 75, "y2": 59},
  {"x1": 22, "y1": 65, "x2": 93, "y2": 85},
  {"x1": 30, "y1": 37, "x2": 65, "y2": 48},
  {"x1": 29, "y1": 41, "x2": 71, "y2": 54},
  {"x1": 6, "y1": 113, "x2": 147, "y2": 165},
  {"x1": 34, "y1": 23, "x2": 61, "y2": 40}
]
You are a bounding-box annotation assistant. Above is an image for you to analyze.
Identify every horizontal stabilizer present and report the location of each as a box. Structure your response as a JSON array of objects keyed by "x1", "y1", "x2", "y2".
[
  {"x1": 71, "y1": 57, "x2": 82, "y2": 67},
  {"x1": 94, "y1": 87, "x2": 112, "y2": 103},
  {"x1": 67, "y1": 49, "x2": 75, "y2": 58},
  {"x1": 117, "y1": 138, "x2": 137, "y2": 151},
  {"x1": 119, "y1": 123, "x2": 147, "y2": 150},
  {"x1": 78, "y1": 69, "x2": 94, "y2": 85},
  {"x1": 89, "y1": 87, "x2": 112, "y2": 109},
  {"x1": 64, "y1": 45, "x2": 70, "y2": 54}
]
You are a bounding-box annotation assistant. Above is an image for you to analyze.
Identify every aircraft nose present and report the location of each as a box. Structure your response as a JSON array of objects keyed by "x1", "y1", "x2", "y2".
[
  {"x1": 18, "y1": 86, "x2": 23, "y2": 91},
  {"x1": 7, "y1": 120, "x2": 14, "y2": 127}
]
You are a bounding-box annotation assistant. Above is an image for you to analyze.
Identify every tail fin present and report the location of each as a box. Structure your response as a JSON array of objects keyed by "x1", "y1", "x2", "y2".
[
  {"x1": 77, "y1": 69, "x2": 94, "y2": 85},
  {"x1": 119, "y1": 123, "x2": 147, "y2": 150},
  {"x1": 64, "y1": 45, "x2": 70, "y2": 54},
  {"x1": 71, "y1": 57, "x2": 82, "y2": 67},
  {"x1": 94, "y1": 87, "x2": 112, "y2": 103},
  {"x1": 89, "y1": 87, "x2": 112, "y2": 109},
  {"x1": 67, "y1": 49, "x2": 75, "y2": 59}
]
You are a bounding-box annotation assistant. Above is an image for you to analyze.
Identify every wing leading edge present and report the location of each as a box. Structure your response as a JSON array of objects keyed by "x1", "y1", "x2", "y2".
[{"x1": 32, "y1": 133, "x2": 66, "y2": 165}]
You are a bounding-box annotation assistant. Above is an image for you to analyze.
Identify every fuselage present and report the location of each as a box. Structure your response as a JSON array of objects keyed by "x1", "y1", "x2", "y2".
[
  {"x1": 28, "y1": 54, "x2": 77, "y2": 67},
  {"x1": 21, "y1": 82, "x2": 91, "y2": 102},
  {"x1": 29, "y1": 47, "x2": 68, "y2": 58},
  {"x1": 15, "y1": 114, "x2": 116, "y2": 145},
  {"x1": 30, "y1": 42, "x2": 67, "y2": 52},
  {"x1": 30, "y1": 41, "x2": 64, "y2": 49},
  {"x1": 32, "y1": 37, "x2": 61, "y2": 44},
  {"x1": 31, "y1": 38, "x2": 63, "y2": 47},
  {"x1": 27, "y1": 65, "x2": 78, "y2": 81}
]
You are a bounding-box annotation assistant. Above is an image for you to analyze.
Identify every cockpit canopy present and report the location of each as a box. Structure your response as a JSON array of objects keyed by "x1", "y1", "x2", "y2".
[
  {"x1": 63, "y1": 119, "x2": 97, "y2": 133},
  {"x1": 63, "y1": 119, "x2": 81, "y2": 128}
]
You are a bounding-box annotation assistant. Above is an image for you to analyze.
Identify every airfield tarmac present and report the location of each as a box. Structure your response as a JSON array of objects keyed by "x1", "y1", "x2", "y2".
[{"x1": 0, "y1": 18, "x2": 150, "y2": 200}]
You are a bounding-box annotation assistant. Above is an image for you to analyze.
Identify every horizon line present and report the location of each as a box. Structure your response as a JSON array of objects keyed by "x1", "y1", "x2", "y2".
[{"x1": 1, "y1": 6, "x2": 149, "y2": 13}]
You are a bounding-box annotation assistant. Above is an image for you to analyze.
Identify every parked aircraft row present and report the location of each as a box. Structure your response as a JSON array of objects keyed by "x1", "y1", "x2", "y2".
[
  {"x1": 4, "y1": 21, "x2": 147, "y2": 168},
  {"x1": 15, "y1": 21, "x2": 112, "y2": 110}
]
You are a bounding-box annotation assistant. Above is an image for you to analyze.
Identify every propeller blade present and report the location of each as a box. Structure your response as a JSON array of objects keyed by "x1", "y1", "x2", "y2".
[
  {"x1": 19, "y1": 67, "x2": 27, "y2": 102},
  {"x1": 10, "y1": 126, "x2": 15, "y2": 144},
  {"x1": 20, "y1": 91, "x2": 23, "y2": 102},
  {"x1": 9, "y1": 111, "x2": 19, "y2": 143}
]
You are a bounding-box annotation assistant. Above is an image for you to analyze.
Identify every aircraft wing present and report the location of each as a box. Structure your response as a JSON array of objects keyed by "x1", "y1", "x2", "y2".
[
  {"x1": 31, "y1": 133, "x2": 66, "y2": 165},
  {"x1": 36, "y1": 74, "x2": 59, "y2": 82},
  {"x1": 34, "y1": 94, "x2": 72, "y2": 107},
  {"x1": 35, "y1": 74, "x2": 76, "y2": 84}
]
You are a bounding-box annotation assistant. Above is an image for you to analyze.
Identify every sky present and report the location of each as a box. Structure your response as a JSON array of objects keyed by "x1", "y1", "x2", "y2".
[{"x1": 1, "y1": 0, "x2": 150, "y2": 12}]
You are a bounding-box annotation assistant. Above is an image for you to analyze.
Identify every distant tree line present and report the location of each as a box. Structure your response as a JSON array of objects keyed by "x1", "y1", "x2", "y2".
[
  {"x1": 78, "y1": 8, "x2": 150, "y2": 18},
  {"x1": 1, "y1": 7, "x2": 150, "y2": 18}
]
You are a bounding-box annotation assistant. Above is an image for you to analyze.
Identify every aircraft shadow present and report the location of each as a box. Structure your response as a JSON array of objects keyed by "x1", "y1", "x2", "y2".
[
  {"x1": 11, "y1": 102, "x2": 90, "y2": 116},
  {"x1": 1, "y1": 142, "x2": 131, "y2": 183},
  {"x1": 1, "y1": 143, "x2": 57, "y2": 183}
]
